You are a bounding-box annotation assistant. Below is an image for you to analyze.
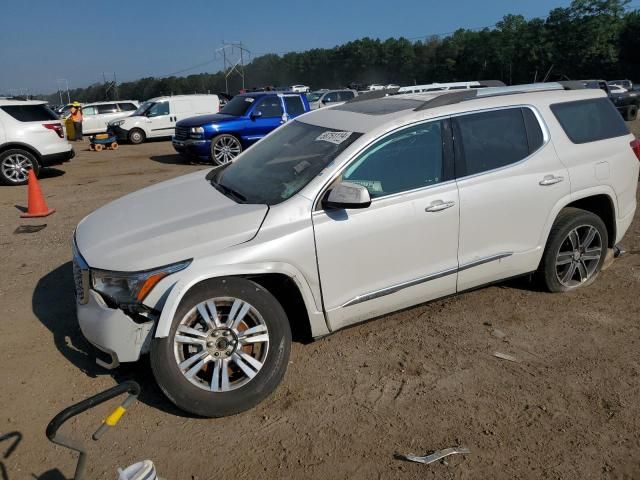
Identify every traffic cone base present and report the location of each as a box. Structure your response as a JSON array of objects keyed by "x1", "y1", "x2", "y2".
[
  {"x1": 21, "y1": 207, "x2": 56, "y2": 218},
  {"x1": 20, "y1": 170, "x2": 56, "y2": 218}
]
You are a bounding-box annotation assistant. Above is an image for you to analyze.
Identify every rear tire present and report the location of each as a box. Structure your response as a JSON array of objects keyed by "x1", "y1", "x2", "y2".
[
  {"x1": 151, "y1": 277, "x2": 291, "y2": 417},
  {"x1": 538, "y1": 208, "x2": 608, "y2": 292},
  {"x1": 625, "y1": 105, "x2": 638, "y2": 122},
  {"x1": 128, "y1": 128, "x2": 145, "y2": 145},
  {"x1": 0, "y1": 149, "x2": 40, "y2": 186}
]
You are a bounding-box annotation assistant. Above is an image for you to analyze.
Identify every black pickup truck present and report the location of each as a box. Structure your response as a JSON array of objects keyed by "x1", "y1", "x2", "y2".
[{"x1": 580, "y1": 79, "x2": 639, "y2": 121}]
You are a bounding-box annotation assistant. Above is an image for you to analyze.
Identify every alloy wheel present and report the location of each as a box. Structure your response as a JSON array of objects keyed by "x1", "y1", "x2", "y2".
[
  {"x1": 555, "y1": 224, "x2": 603, "y2": 288},
  {"x1": 212, "y1": 136, "x2": 241, "y2": 164},
  {"x1": 173, "y1": 297, "x2": 269, "y2": 392},
  {"x1": 1, "y1": 153, "x2": 32, "y2": 183}
]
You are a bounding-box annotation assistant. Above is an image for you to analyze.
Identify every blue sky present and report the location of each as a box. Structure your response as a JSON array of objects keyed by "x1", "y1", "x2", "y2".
[{"x1": 0, "y1": 0, "x2": 573, "y2": 94}]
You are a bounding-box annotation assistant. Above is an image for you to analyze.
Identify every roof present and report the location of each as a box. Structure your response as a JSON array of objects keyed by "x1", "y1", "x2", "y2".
[
  {"x1": 299, "y1": 83, "x2": 605, "y2": 135},
  {"x1": 83, "y1": 100, "x2": 138, "y2": 107},
  {"x1": 0, "y1": 99, "x2": 47, "y2": 106}
]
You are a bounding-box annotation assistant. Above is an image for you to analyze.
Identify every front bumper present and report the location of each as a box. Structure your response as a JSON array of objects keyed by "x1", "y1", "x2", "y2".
[
  {"x1": 172, "y1": 137, "x2": 210, "y2": 159},
  {"x1": 77, "y1": 290, "x2": 154, "y2": 369},
  {"x1": 110, "y1": 125, "x2": 130, "y2": 141}
]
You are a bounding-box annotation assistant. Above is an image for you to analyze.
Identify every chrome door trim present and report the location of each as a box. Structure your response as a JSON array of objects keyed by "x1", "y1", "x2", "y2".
[
  {"x1": 338, "y1": 251, "x2": 513, "y2": 308},
  {"x1": 340, "y1": 266, "x2": 458, "y2": 308},
  {"x1": 458, "y1": 252, "x2": 513, "y2": 272}
]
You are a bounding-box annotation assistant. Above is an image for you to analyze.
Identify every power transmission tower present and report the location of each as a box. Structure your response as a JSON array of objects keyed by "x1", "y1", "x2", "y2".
[{"x1": 216, "y1": 42, "x2": 250, "y2": 94}]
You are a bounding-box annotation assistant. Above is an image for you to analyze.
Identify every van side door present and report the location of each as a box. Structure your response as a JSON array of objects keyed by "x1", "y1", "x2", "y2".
[{"x1": 145, "y1": 101, "x2": 172, "y2": 138}]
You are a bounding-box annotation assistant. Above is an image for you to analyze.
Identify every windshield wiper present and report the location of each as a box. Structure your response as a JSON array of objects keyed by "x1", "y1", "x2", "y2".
[{"x1": 211, "y1": 181, "x2": 247, "y2": 203}]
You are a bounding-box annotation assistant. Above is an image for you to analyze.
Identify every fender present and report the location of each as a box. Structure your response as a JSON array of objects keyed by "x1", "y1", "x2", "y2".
[
  {"x1": 537, "y1": 185, "x2": 618, "y2": 251},
  {"x1": 0, "y1": 141, "x2": 42, "y2": 159},
  {"x1": 153, "y1": 261, "x2": 329, "y2": 339}
]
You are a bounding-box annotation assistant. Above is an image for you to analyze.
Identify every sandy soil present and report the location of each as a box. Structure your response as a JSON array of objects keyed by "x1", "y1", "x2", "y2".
[{"x1": 1, "y1": 123, "x2": 639, "y2": 479}]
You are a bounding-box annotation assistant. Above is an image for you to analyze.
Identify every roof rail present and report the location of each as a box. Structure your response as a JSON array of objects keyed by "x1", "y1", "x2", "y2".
[
  {"x1": 348, "y1": 88, "x2": 400, "y2": 103},
  {"x1": 414, "y1": 82, "x2": 569, "y2": 111}
]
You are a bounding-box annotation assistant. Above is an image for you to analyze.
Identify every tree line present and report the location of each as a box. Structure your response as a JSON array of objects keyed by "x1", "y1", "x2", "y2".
[{"x1": 43, "y1": 0, "x2": 640, "y2": 104}]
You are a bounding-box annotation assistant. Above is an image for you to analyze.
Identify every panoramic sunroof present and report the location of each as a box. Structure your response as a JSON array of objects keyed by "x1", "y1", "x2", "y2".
[{"x1": 333, "y1": 97, "x2": 424, "y2": 115}]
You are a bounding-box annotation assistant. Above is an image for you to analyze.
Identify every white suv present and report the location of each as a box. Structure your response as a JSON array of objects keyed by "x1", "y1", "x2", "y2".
[
  {"x1": 81, "y1": 100, "x2": 139, "y2": 135},
  {"x1": 72, "y1": 83, "x2": 639, "y2": 417},
  {"x1": 0, "y1": 99, "x2": 74, "y2": 185}
]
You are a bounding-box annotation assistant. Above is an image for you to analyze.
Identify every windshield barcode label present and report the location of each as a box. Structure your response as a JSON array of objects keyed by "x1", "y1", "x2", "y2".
[{"x1": 316, "y1": 131, "x2": 353, "y2": 144}]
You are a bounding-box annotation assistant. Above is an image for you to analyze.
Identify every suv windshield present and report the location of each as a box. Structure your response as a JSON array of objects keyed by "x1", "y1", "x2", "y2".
[
  {"x1": 219, "y1": 96, "x2": 255, "y2": 116},
  {"x1": 212, "y1": 120, "x2": 362, "y2": 205}
]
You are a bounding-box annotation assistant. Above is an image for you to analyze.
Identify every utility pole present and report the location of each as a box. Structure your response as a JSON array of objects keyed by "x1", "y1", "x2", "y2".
[
  {"x1": 57, "y1": 79, "x2": 70, "y2": 104},
  {"x1": 216, "y1": 41, "x2": 250, "y2": 94}
]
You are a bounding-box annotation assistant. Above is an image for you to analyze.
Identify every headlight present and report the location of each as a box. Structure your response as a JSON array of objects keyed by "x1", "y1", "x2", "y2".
[
  {"x1": 190, "y1": 127, "x2": 204, "y2": 139},
  {"x1": 91, "y1": 260, "x2": 191, "y2": 305},
  {"x1": 111, "y1": 120, "x2": 125, "y2": 127}
]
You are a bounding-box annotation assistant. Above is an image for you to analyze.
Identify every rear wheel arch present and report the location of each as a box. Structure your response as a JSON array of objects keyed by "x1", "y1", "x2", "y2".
[
  {"x1": 562, "y1": 194, "x2": 616, "y2": 248},
  {"x1": 0, "y1": 143, "x2": 42, "y2": 165}
]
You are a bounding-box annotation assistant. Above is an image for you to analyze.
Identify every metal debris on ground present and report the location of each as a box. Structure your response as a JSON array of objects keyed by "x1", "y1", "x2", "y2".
[
  {"x1": 493, "y1": 352, "x2": 520, "y2": 363},
  {"x1": 13, "y1": 224, "x2": 47, "y2": 234},
  {"x1": 397, "y1": 446, "x2": 471, "y2": 464}
]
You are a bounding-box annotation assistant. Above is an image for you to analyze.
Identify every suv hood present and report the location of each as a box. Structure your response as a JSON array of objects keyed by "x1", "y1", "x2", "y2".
[
  {"x1": 75, "y1": 169, "x2": 268, "y2": 271},
  {"x1": 177, "y1": 114, "x2": 238, "y2": 128}
]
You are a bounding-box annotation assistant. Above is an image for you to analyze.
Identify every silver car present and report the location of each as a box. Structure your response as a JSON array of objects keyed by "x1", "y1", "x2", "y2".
[
  {"x1": 307, "y1": 89, "x2": 357, "y2": 109},
  {"x1": 73, "y1": 83, "x2": 639, "y2": 417}
]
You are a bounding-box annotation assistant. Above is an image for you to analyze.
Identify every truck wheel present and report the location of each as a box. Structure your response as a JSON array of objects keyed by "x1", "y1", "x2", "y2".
[
  {"x1": 151, "y1": 277, "x2": 291, "y2": 417},
  {"x1": 128, "y1": 128, "x2": 146, "y2": 145},
  {"x1": 211, "y1": 134, "x2": 242, "y2": 165},
  {"x1": 625, "y1": 105, "x2": 638, "y2": 122},
  {"x1": 538, "y1": 208, "x2": 608, "y2": 293},
  {"x1": 0, "y1": 149, "x2": 40, "y2": 186}
]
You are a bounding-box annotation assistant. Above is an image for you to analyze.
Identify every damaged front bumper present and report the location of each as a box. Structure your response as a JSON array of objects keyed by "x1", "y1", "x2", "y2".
[{"x1": 77, "y1": 290, "x2": 154, "y2": 369}]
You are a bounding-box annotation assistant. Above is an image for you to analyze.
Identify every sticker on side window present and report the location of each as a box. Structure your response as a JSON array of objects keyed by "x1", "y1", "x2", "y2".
[
  {"x1": 316, "y1": 131, "x2": 353, "y2": 144},
  {"x1": 348, "y1": 179, "x2": 383, "y2": 193},
  {"x1": 245, "y1": 98, "x2": 255, "y2": 103}
]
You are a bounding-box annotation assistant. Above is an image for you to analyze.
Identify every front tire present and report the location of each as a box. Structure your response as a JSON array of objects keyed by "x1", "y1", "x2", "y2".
[
  {"x1": 151, "y1": 277, "x2": 291, "y2": 417},
  {"x1": 211, "y1": 134, "x2": 242, "y2": 165},
  {"x1": 128, "y1": 128, "x2": 146, "y2": 145},
  {"x1": 0, "y1": 149, "x2": 40, "y2": 186},
  {"x1": 538, "y1": 208, "x2": 608, "y2": 292}
]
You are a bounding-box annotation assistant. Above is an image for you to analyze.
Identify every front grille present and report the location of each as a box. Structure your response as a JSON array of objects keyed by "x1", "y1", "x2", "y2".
[
  {"x1": 174, "y1": 126, "x2": 189, "y2": 140},
  {"x1": 72, "y1": 245, "x2": 89, "y2": 305}
]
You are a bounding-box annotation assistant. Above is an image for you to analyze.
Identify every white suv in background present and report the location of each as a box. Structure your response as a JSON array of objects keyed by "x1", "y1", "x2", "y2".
[
  {"x1": 73, "y1": 83, "x2": 639, "y2": 417},
  {"x1": 81, "y1": 100, "x2": 139, "y2": 135},
  {"x1": 0, "y1": 99, "x2": 74, "y2": 185}
]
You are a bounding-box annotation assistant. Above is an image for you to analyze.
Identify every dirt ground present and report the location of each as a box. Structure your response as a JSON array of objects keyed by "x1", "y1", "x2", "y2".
[{"x1": 1, "y1": 123, "x2": 639, "y2": 480}]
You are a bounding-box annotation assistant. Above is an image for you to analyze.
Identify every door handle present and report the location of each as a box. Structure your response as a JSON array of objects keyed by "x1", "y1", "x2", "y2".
[
  {"x1": 539, "y1": 175, "x2": 564, "y2": 186},
  {"x1": 425, "y1": 200, "x2": 456, "y2": 212}
]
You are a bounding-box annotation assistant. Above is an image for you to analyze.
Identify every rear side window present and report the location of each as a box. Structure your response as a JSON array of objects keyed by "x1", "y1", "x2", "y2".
[
  {"x1": 1, "y1": 104, "x2": 58, "y2": 122},
  {"x1": 97, "y1": 104, "x2": 118, "y2": 114},
  {"x1": 283, "y1": 96, "x2": 305, "y2": 116},
  {"x1": 453, "y1": 108, "x2": 529, "y2": 177},
  {"x1": 550, "y1": 98, "x2": 629, "y2": 144},
  {"x1": 338, "y1": 91, "x2": 355, "y2": 101},
  {"x1": 118, "y1": 103, "x2": 137, "y2": 111}
]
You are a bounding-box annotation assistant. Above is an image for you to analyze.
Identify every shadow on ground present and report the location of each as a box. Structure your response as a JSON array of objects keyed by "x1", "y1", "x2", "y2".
[
  {"x1": 149, "y1": 154, "x2": 211, "y2": 166},
  {"x1": 39, "y1": 168, "x2": 66, "y2": 180},
  {"x1": 32, "y1": 262, "x2": 193, "y2": 418}
]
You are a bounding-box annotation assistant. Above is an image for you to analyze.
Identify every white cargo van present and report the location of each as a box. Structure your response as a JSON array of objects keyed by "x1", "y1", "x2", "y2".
[{"x1": 108, "y1": 94, "x2": 221, "y2": 144}]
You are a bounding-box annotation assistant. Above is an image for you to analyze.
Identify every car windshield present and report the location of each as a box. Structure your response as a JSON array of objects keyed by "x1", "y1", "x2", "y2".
[
  {"x1": 211, "y1": 120, "x2": 363, "y2": 205},
  {"x1": 132, "y1": 101, "x2": 154, "y2": 116},
  {"x1": 306, "y1": 92, "x2": 324, "y2": 102},
  {"x1": 219, "y1": 96, "x2": 255, "y2": 116}
]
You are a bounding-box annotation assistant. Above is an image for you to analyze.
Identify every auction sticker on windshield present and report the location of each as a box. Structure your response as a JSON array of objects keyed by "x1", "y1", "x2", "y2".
[{"x1": 316, "y1": 131, "x2": 353, "y2": 144}]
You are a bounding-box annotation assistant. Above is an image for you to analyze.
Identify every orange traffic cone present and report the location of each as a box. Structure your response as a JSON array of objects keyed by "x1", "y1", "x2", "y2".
[{"x1": 20, "y1": 170, "x2": 55, "y2": 218}]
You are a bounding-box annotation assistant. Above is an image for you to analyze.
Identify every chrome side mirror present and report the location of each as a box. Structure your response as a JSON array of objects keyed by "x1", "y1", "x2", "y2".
[{"x1": 322, "y1": 182, "x2": 371, "y2": 210}]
